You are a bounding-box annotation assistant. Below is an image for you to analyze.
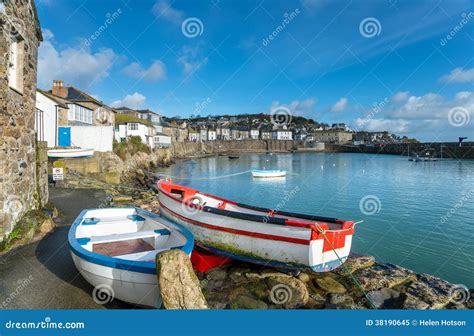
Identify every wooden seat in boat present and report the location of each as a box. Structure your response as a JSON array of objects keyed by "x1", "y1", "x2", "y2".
[{"x1": 93, "y1": 238, "x2": 154, "y2": 257}]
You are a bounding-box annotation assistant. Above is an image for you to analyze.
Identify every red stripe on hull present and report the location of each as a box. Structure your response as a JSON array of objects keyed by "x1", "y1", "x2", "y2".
[{"x1": 159, "y1": 200, "x2": 312, "y2": 246}]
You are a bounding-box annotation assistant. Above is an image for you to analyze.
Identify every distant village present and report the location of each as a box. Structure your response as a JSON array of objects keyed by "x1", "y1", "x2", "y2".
[{"x1": 35, "y1": 80, "x2": 417, "y2": 153}]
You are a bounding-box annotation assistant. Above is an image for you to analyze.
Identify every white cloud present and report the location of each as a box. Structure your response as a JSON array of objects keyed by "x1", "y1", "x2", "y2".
[
  {"x1": 391, "y1": 91, "x2": 409, "y2": 103},
  {"x1": 38, "y1": 29, "x2": 116, "y2": 88},
  {"x1": 330, "y1": 97, "x2": 348, "y2": 112},
  {"x1": 440, "y1": 67, "x2": 474, "y2": 84},
  {"x1": 152, "y1": 0, "x2": 184, "y2": 24},
  {"x1": 111, "y1": 92, "x2": 147, "y2": 109},
  {"x1": 177, "y1": 45, "x2": 208, "y2": 75},
  {"x1": 353, "y1": 91, "x2": 474, "y2": 140},
  {"x1": 123, "y1": 60, "x2": 167, "y2": 82}
]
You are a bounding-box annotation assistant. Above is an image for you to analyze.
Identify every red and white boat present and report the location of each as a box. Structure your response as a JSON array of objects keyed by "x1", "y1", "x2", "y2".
[{"x1": 157, "y1": 180, "x2": 357, "y2": 272}]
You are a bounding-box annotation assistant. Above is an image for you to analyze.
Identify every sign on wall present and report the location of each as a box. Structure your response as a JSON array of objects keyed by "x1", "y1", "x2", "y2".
[{"x1": 52, "y1": 167, "x2": 64, "y2": 181}]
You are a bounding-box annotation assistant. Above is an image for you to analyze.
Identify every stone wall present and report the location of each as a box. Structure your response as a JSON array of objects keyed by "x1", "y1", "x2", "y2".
[{"x1": 0, "y1": 0, "x2": 43, "y2": 241}]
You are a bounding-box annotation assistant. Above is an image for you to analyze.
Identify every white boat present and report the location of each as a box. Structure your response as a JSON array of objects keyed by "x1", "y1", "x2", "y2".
[
  {"x1": 251, "y1": 169, "x2": 286, "y2": 178},
  {"x1": 157, "y1": 180, "x2": 357, "y2": 272},
  {"x1": 68, "y1": 207, "x2": 194, "y2": 308},
  {"x1": 48, "y1": 147, "x2": 94, "y2": 158}
]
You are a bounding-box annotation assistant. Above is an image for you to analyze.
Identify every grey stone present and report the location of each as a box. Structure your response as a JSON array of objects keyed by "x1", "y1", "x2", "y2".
[
  {"x1": 232, "y1": 296, "x2": 268, "y2": 309},
  {"x1": 367, "y1": 288, "x2": 403, "y2": 309},
  {"x1": 355, "y1": 263, "x2": 417, "y2": 291},
  {"x1": 334, "y1": 253, "x2": 376, "y2": 275},
  {"x1": 266, "y1": 276, "x2": 309, "y2": 309},
  {"x1": 404, "y1": 274, "x2": 462, "y2": 309},
  {"x1": 314, "y1": 276, "x2": 347, "y2": 294}
]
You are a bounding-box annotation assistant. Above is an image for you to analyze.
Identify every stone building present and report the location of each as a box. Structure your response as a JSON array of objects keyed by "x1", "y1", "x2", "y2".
[
  {"x1": 0, "y1": 0, "x2": 46, "y2": 242},
  {"x1": 312, "y1": 130, "x2": 353, "y2": 144}
]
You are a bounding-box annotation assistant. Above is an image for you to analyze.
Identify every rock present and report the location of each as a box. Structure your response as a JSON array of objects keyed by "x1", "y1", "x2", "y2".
[
  {"x1": 402, "y1": 293, "x2": 429, "y2": 309},
  {"x1": 305, "y1": 293, "x2": 326, "y2": 309},
  {"x1": 367, "y1": 288, "x2": 403, "y2": 309},
  {"x1": 355, "y1": 263, "x2": 416, "y2": 291},
  {"x1": 206, "y1": 268, "x2": 227, "y2": 281},
  {"x1": 231, "y1": 296, "x2": 268, "y2": 309},
  {"x1": 403, "y1": 274, "x2": 462, "y2": 309},
  {"x1": 334, "y1": 254, "x2": 375, "y2": 275},
  {"x1": 112, "y1": 195, "x2": 133, "y2": 203},
  {"x1": 266, "y1": 276, "x2": 309, "y2": 308},
  {"x1": 298, "y1": 272, "x2": 311, "y2": 283},
  {"x1": 326, "y1": 294, "x2": 355, "y2": 309},
  {"x1": 156, "y1": 250, "x2": 208, "y2": 309},
  {"x1": 246, "y1": 270, "x2": 291, "y2": 279},
  {"x1": 314, "y1": 276, "x2": 347, "y2": 294},
  {"x1": 39, "y1": 218, "x2": 55, "y2": 234}
]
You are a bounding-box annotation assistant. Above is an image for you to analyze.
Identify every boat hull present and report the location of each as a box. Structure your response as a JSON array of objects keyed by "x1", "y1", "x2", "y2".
[
  {"x1": 71, "y1": 253, "x2": 160, "y2": 308},
  {"x1": 251, "y1": 170, "x2": 286, "y2": 178},
  {"x1": 158, "y1": 190, "x2": 352, "y2": 272},
  {"x1": 48, "y1": 148, "x2": 94, "y2": 158}
]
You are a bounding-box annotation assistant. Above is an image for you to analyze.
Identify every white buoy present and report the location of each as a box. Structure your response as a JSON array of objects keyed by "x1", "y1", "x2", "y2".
[
  {"x1": 333, "y1": 164, "x2": 336, "y2": 167},
  {"x1": 321, "y1": 165, "x2": 324, "y2": 170},
  {"x1": 362, "y1": 169, "x2": 365, "y2": 175}
]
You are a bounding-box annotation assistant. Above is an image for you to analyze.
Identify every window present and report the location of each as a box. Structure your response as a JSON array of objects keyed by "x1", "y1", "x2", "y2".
[
  {"x1": 8, "y1": 33, "x2": 24, "y2": 92},
  {"x1": 68, "y1": 104, "x2": 93, "y2": 124},
  {"x1": 128, "y1": 123, "x2": 138, "y2": 131}
]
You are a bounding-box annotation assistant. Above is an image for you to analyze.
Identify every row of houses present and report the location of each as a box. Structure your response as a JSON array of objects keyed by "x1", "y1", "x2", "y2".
[{"x1": 34, "y1": 79, "x2": 356, "y2": 153}]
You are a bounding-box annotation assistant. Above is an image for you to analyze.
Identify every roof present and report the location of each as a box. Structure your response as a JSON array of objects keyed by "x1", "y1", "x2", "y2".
[
  {"x1": 50, "y1": 85, "x2": 113, "y2": 110},
  {"x1": 37, "y1": 89, "x2": 69, "y2": 108},
  {"x1": 137, "y1": 109, "x2": 161, "y2": 116},
  {"x1": 155, "y1": 132, "x2": 170, "y2": 137}
]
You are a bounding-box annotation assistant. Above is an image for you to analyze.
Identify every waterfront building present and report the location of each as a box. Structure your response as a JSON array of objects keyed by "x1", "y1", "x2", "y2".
[
  {"x1": 0, "y1": 0, "x2": 48, "y2": 242},
  {"x1": 217, "y1": 127, "x2": 231, "y2": 140},
  {"x1": 272, "y1": 129, "x2": 293, "y2": 140},
  {"x1": 312, "y1": 130, "x2": 353, "y2": 144},
  {"x1": 260, "y1": 130, "x2": 272, "y2": 140},
  {"x1": 115, "y1": 119, "x2": 156, "y2": 148},
  {"x1": 250, "y1": 128, "x2": 260, "y2": 140},
  {"x1": 188, "y1": 129, "x2": 200, "y2": 142},
  {"x1": 200, "y1": 128, "x2": 208, "y2": 142},
  {"x1": 208, "y1": 129, "x2": 217, "y2": 141}
]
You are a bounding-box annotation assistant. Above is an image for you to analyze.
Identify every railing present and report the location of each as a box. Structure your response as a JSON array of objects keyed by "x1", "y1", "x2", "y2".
[{"x1": 35, "y1": 108, "x2": 44, "y2": 141}]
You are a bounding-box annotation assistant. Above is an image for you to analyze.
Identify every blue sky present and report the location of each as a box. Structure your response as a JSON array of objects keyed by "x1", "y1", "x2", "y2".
[{"x1": 36, "y1": 0, "x2": 473, "y2": 141}]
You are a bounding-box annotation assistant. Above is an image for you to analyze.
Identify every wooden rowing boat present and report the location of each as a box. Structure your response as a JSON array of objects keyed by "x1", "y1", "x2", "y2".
[
  {"x1": 68, "y1": 207, "x2": 194, "y2": 307},
  {"x1": 157, "y1": 180, "x2": 356, "y2": 272}
]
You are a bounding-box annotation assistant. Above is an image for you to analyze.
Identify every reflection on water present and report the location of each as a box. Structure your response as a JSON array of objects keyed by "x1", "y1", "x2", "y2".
[{"x1": 157, "y1": 153, "x2": 474, "y2": 287}]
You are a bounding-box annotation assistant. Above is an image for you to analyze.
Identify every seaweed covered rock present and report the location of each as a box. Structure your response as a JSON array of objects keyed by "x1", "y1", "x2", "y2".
[
  {"x1": 334, "y1": 254, "x2": 375, "y2": 275},
  {"x1": 314, "y1": 276, "x2": 347, "y2": 294},
  {"x1": 156, "y1": 250, "x2": 208, "y2": 309},
  {"x1": 355, "y1": 263, "x2": 416, "y2": 291}
]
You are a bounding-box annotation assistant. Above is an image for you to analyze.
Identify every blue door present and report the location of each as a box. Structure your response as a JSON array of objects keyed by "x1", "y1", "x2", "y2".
[{"x1": 58, "y1": 127, "x2": 71, "y2": 147}]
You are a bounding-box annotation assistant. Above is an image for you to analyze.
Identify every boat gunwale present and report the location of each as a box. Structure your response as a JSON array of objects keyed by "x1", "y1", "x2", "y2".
[
  {"x1": 157, "y1": 181, "x2": 353, "y2": 230},
  {"x1": 68, "y1": 207, "x2": 194, "y2": 275}
]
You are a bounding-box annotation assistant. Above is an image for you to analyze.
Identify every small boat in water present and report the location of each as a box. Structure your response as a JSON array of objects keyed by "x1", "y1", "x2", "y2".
[
  {"x1": 252, "y1": 169, "x2": 286, "y2": 178},
  {"x1": 157, "y1": 180, "x2": 357, "y2": 272},
  {"x1": 48, "y1": 147, "x2": 94, "y2": 158},
  {"x1": 68, "y1": 207, "x2": 194, "y2": 307},
  {"x1": 228, "y1": 155, "x2": 240, "y2": 160}
]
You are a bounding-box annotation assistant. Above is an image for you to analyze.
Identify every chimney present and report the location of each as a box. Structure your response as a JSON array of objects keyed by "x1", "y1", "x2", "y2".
[{"x1": 52, "y1": 80, "x2": 68, "y2": 98}]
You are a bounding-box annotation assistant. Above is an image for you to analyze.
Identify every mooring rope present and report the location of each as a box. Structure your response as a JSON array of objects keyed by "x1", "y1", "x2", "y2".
[
  {"x1": 315, "y1": 223, "x2": 377, "y2": 309},
  {"x1": 155, "y1": 170, "x2": 253, "y2": 180}
]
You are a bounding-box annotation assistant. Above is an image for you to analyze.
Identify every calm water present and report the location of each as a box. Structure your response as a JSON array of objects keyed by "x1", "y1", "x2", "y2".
[{"x1": 158, "y1": 153, "x2": 474, "y2": 287}]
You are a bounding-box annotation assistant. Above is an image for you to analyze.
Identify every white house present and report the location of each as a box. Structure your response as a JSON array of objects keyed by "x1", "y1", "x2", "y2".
[
  {"x1": 272, "y1": 129, "x2": 293, "y2": 140},
  {"x1": 250, "y1": 129, "x2": 260, "y2": 140},
  {"x1": 36, "y1": 89, "x2": 114, "y2": 152},
  {"x1": 200, "y1": 128, "x2": 208, "y2": 142},
  {"x1": 115, "y1": 121, "x2": 155, "y2": 148},
  {"x1": 208, "y1": 130, "x2": 217, "y2": 141},
  {"x1": 35, "y1": 89, "x2": 68, "y2": 147},
  {"x1": 154, "y1": 132, "x2": 172, "y2": 148}
]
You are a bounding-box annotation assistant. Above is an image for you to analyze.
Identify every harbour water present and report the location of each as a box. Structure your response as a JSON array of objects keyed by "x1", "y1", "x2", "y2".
[{"x1": 158, "y1": 152, "x2": 474, "y2": 287}]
